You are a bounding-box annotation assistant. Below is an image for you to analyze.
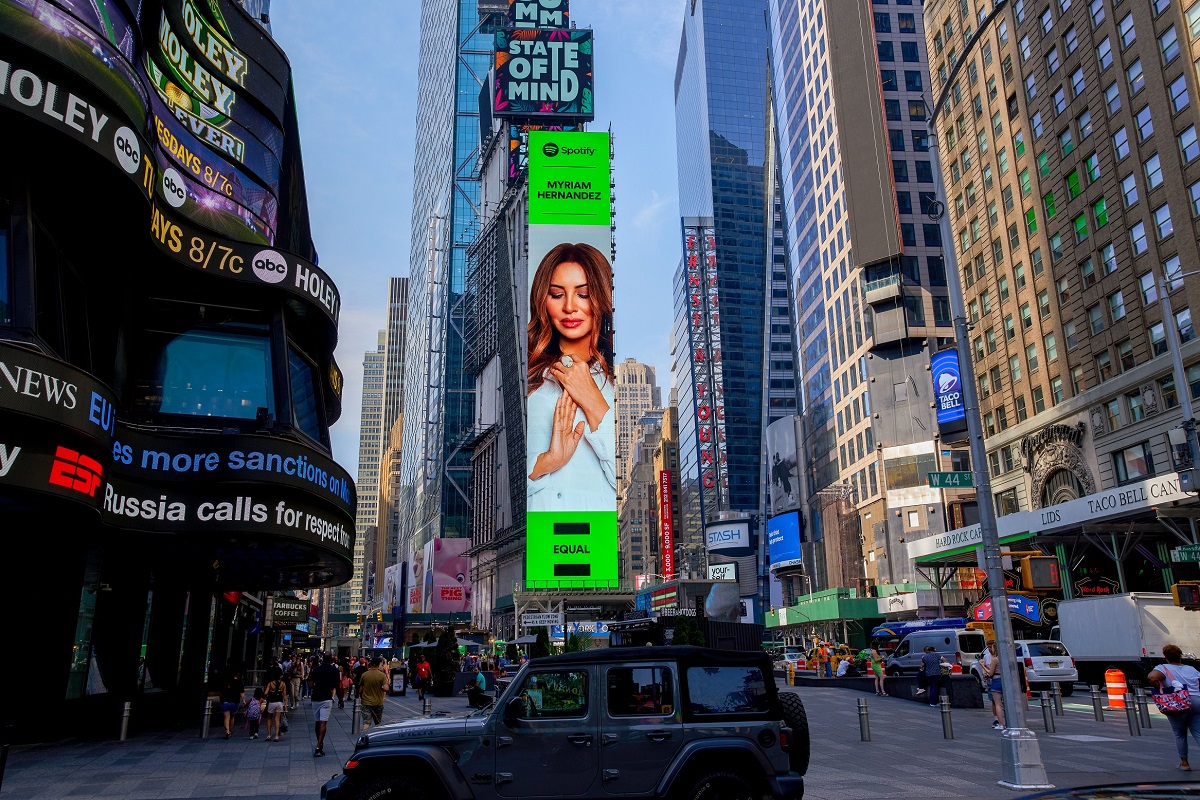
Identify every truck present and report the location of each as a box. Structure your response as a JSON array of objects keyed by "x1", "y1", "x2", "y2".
[{"x1": 1051, "y1": 593, "x2": 1200, "y2": 685}]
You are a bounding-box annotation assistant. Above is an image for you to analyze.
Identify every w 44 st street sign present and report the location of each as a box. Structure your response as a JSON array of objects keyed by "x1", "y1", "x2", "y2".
[
  {"x1": 928, "y1": 471, "x2": 973, "y2": 488},
  {"x1": 1171, "y1": 544, "x2": 1200, "y2": 563}
]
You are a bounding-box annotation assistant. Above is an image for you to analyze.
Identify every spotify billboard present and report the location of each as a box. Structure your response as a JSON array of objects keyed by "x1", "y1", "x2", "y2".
[{"x1": 525, "y1": 130, "x2": 616, "y2": 589}]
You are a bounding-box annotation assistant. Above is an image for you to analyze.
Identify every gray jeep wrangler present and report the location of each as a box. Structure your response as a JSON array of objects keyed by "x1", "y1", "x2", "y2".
[{"x1": 321, "y1": 645, "x2": 808, "y2": 800}]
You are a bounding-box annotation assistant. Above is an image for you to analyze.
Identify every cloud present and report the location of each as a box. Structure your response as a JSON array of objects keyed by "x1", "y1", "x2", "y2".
[{"x1": 633, "y1": 190, "x2": 670, "y2": 231}]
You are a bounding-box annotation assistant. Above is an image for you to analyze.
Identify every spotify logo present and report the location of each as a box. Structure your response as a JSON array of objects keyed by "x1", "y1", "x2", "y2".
[
  {"x1": 113, "y1": 127, "x2": 141, "y2": 174},
  {"x1": 162, "y1": 167, "x2": 187, "y2": 208},
  {"x1": 542, "y1": 142, "x2": 559, "y2": 157},
  {"x1": 251, "y1": 249, "x2": 289, "y2": 284}
]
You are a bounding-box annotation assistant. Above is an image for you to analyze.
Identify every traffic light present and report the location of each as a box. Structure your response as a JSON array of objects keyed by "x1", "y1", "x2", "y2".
[
  {"x1": 1020, "y1": 556, "x2": 1061, "y2": 591},
  {"x1": 356, "y1": 613, "x2": 363, "y2": 625},
  {"x1": 376, "y1": 611, "x2": 383, "y2": 622},
  {"x1": 1173, "y1": 582, "x2": 1200, "y2": 609}
]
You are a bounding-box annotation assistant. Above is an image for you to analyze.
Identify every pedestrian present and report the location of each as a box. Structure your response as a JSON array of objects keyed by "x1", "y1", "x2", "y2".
[
  {"x1": 918, "y1": 646, "x2": 943, "y2": 705},
  {"x1": 1148, "y1": 643, "x2": 1200, "y2": 771},
  {"x1": 352, "y1": 656, "x2": 370, "y2": 701},
  {"x1": 359, "y1": 656, "x2": 388, "y2": 731},
  {"x1": 263, "y1": 670, "x2": 288, "y2": 741},
  {"x1": 218, "y1": 662, "x2": 245, "y2": 740},
  {"x1": 415, "y1": 655, "x2": 432, "y2": 701},
  {"x1": 246, "y1": 688, "x2": 264, "y2": 739},
  {"x1": 309, "y1": 652, "x2": 341, "y2": 758},
  {"x1": 337, "y1": 658, "x2": 352, "y2": 708},
  {"x1": 982, "y1": 641, "x2": 1005, "y2": 729},
  {"x1": 287, "y1": 655, "x2": 303, "y2": 709},
  {"x1": 869, "y1": 647, "x2": 887, "y2": 696}
]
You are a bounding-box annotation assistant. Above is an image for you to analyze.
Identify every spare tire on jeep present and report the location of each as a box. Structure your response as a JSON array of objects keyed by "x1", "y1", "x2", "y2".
[{"x1": 778, "y1": 691, "x2": 810, "y2": 775}]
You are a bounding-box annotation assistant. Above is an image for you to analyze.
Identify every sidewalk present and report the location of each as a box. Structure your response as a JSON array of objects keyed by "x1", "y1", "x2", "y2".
[{"x1": 1, "y1": 689, "x2": 477, "y2": 800}]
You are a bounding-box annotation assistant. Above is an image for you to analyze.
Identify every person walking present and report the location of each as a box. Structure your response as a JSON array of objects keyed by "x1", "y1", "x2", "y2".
[
  {"x1": 415, "y1": 655, "x2": 432, "y2": 701},
  {"x1": 1149, "y1": 643, "x2": 1200, "y2": 771},
  {"x1": 352, "y1": 656, "x2": 370, "y2": 701},
  {"x1": 263, "y1": 671, "x2": 288, "y2": 741},
  {"x1": 359, "y1": 656, "x2": 388, "y2": 731},
  {"x1": 246, "y1": 688, "x2": 264, "y2": 740},
  {"x1": 309, "y1": 652, "x2": 341, "y2": 758},
  {"x1": 218, "y1": 662, "x2": 245, "y2": 740},
  {"x1": 869, "y1": 647, "x2": 887, "y2": 696},
  {"x1": 982, "y1": 641, "x2": 1005, "y2": 729},
  {"x1": 919, "y1": 646, "x2": 943, "y2": 706},
  {"x1": 287, "y1": 655, "x2": 303, "y2": 710},
  {"x1": 337, "y1": 658, "x2": 352, "y2": 709}
]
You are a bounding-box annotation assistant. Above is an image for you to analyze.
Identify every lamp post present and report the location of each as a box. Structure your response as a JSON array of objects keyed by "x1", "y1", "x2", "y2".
[
  {"x1": 925, "y1": 0, "x2": 1050, "y2": 788},
  {"x1": 1156, "y1": 273, "x2": 1200, "y2": 479}
]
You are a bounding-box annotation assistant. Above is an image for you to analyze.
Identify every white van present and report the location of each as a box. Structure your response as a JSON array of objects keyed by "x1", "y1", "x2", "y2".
[{"x1": 884, "y1": 628, "x2": 988, "y2": 676}]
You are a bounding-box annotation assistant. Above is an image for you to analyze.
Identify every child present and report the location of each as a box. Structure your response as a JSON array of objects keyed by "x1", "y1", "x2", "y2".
[{"x1": 247, "y1": 688, "x2": 264, "y2": 739}]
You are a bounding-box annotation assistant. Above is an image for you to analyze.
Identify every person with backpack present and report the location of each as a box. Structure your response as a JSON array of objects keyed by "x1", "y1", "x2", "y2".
[
  {"x1": 263, "y1": 671, "x2": 288, "y2": 742},
  {"x1": 245, "y1": 688, "x2": 264, "y2": 739}
]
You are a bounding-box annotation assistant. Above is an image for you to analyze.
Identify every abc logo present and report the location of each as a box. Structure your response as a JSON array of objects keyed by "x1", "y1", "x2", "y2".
[
  {"x1": 251, "y1": 249, "x2": 289, "y2": 284},
  {"x1": 162, "y1": 168, "x2": 187, "y2": 208},
  {"x1": 542, "y1": 142, "x2": 559, "y2": 157},
  {"x1": 113, "y1": 126, "x2": 141, "y2": 174}
]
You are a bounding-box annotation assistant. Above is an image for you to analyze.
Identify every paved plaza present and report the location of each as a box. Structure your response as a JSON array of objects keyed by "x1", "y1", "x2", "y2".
[{"x1": 3, "y1": 682, "x2": 1199, "y2": 799}]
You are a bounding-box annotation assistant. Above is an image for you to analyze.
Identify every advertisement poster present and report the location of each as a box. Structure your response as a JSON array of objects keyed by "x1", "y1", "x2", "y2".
[
  {"x1": 493, "y1": 29, "x2": 594, "y2": 120},
  {"x1": 381, "y1": 562, "x2": 404, "y2": 618},
  {"x1": 765, "y1": 415, "x2": 800, "y2": 514},
  {"x1": 931, "y1": 348, "x2": 968, "y2": 441},
  {"x1": 767, "y1": 510, "x2": 804, "y2": 569},
  {"x1": 525, "y1": 130, "x2": 617, "y2": 589},
  {"x1": 427, "y1": 537, "x2": 472, "y2": 614}
]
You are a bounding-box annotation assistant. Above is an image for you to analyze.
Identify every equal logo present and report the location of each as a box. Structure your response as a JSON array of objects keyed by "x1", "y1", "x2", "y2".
[{"x1": 252, "y1": 248, "x2": 289, "y2": 284}]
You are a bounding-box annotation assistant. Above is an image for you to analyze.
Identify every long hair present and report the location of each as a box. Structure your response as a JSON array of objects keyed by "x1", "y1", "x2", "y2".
[{"x1": 527, "y1": 242, "x2": 614, "y2": 394}]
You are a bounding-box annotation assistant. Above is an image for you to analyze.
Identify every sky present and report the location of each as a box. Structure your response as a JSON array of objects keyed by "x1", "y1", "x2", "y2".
[{"x1": 271, "y1": 1, "x2": 684, "y2": 479}]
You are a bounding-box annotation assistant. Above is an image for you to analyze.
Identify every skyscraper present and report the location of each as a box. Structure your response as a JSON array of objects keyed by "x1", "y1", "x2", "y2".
[
  {"x1": 768, "y1": 0, "x2": 957, "y2": 600},
  {"x1": 673, "y1": 0, "x2": 797, "y2": 564},
  {"x1": 615, "y1": 358, "x2": 662, "y2": 501},
  {"x1": 399, "y1": 1, "x2": 492, "y2": 561}
]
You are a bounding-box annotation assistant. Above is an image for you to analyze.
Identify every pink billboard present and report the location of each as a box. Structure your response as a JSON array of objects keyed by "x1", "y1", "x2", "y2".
[{"x1": 424, "y1": 537, "x2": 472, "y2": 614}]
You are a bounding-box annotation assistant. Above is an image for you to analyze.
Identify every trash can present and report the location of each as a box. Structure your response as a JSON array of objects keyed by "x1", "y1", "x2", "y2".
[{"x1": 390, "y1": 668, "x2": 408, "y2": 697}]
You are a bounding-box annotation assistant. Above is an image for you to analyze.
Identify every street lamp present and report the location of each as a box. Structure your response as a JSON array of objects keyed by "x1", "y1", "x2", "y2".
[
  {"x1": 1156, "y1": 272, "x2": 1200, "y2": 482},
  {"x1": 924, "y1": 0, "x2": 1050, "y2": 789}
]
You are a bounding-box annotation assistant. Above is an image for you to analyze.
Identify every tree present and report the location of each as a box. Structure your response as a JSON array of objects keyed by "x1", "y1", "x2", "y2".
[
  {"x1": 565, "y1": 633, "x2": 585, "y2": 653},
  {"x1": 431, "y1": 627, "x2": 460, "y2": 695},
  {"x1": 531, "y1": 626, "x2": 552, "y2": 659},
  {"x1": 671, "y1": 614, "x2": 705, "y2": 646},
  {"x1": 423, "y1": 629, "x2": 437, "y2": 644},
  {"x1": 505, "y1": 643, "x2": 519, "y2": 663}
]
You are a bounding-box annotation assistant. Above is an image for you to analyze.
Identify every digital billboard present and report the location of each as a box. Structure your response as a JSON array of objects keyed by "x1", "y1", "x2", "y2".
[
  {"x1": 767, "y1": 510, "x2": 804, "y2": 569},
  {"x1": 931, "y1": 348, "x2": 968, "y2": 441},
  {"x1": 494, "y1": 29, "x2": 594, "y2": 120},
  {"x1": 508, "y1": 0, "x2": 570, "y2": 28},
  {"x1": 381, "y1": 563, "x2": 404, "y2": 618},
  {"x1": 682, "y1": 221, "x2": 728, "y2": 509},
  {"x1": 765, "y1": 415, "x2": 800, "y2": 515},
  {"x1": 705, "y1": 520, "x2": 752, "y2": 557},
  {"x1": 658, "y1": 470, "x2": 675, "y2": 580},
  {"x1": 525, "y1": 130, "x2": 616, "y2": 589}
]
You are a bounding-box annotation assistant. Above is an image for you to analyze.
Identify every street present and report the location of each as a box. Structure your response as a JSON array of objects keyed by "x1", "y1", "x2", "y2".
[{"x1": 4, "y1": 681, "x2": 1198, "y2": 799}]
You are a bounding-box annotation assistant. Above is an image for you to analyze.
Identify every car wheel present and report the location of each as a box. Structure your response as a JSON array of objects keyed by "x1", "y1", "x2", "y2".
[
  {"x1": 362, "y1": 777, "x2": 437, "y2": 800},
  {"x1": 973, "y1": 671, "x2": 984, "y2": 690},
  {"x1": 779, "y1": 691, "x2": 810, "y2": 776},
  {"x1": 683, "y1": 769, "x2": 756, "y2": 800},
  {"x1": 1060, "y1": 682, "x2": 1075, "y2": 697},
  {"x1": 886, "y1": 666, "x2": 901, "y2": 677}
]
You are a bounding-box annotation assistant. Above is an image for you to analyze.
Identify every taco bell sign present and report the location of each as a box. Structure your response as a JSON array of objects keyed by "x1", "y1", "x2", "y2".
[{"x1": 931, "y1": 349, "x2": 965, "y2": 425}]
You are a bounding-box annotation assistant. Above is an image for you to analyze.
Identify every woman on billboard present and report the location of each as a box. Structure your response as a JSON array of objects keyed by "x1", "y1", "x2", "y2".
[{"x1": 526, "y1": 242, "x2": 616, "y2": 510}]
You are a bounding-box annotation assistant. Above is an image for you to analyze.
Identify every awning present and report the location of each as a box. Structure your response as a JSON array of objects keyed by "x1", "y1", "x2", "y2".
[{"x1": 511, "y1": 635, "x2": 538, "y2": 645}]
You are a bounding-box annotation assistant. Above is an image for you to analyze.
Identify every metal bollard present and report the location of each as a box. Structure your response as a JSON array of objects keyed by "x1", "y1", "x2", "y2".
[
  {"x1": 1134, "y1": 687, "x2": 1152, "y2": 729},
  {"x1": 1124, "y1": 693, "x2": 1141, "y2": 736},
  {"x1": 352, "y1": 697, "x2": 361, "y2": 732},
  {"x1": 857, "y1": 697, "x2": 871, "y2": 741},
  {"x1": 939, "y1": 692, "x2": 954, "y2": 739},
  {"x1": 1052, "y1": 683, "x2": 1064, "y2": 716},
  {"x1": 120, "y1": 701, "x2": 132, "y2": 742},
  {"x1": 1039, "y1": 691, "x2": 1056, "y2": 733},
  {"x1": 1090, "y1": 685, "x2": 1105, "y2": 722},
  {"x1": 201, "y1": 699, "x2": 213, "y2": 738},
  {"x1": 422, "y1": 698, "x2": 432, "y2": 715}
]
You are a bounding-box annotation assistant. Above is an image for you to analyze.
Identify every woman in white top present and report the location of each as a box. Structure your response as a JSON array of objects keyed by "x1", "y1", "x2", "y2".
[
  {"x1": 1148, "y1": 643, "x2": 1200, "y2": 771},
  {"x1": 526, "y1": 243, "x2": 616, "y2": 512}
]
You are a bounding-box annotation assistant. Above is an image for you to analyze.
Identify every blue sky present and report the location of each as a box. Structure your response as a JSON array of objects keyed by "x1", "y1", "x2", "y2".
[{"x1": 272, "y1": 1, "x2": 683, "y2": 478}]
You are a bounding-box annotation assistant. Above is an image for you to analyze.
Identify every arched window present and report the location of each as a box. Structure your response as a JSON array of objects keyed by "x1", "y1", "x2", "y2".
[{"x1": 1042, "y1": 468, "x2": 1084, "y2": 506}]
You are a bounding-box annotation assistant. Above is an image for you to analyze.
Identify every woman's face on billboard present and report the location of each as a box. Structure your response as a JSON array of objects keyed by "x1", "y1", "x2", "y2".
[{"x1": 545, "y1": 261, "x2": 593, "y2": 342}]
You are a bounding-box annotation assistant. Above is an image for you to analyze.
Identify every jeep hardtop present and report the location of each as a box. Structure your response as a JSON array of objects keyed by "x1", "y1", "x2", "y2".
[{"x1": 321, "y1": 645, "x2": 807, "y2": 800}]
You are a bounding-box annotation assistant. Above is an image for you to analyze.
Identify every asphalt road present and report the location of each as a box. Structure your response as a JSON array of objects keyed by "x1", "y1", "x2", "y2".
[{"x1": 4, "y1": 681, "x2": 1199, "y2": 799}]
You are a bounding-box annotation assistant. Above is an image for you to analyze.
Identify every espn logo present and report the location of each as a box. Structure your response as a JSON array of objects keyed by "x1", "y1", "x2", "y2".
[{"x1": 48, "y1": 446, "x2": 103, "y2": 498}]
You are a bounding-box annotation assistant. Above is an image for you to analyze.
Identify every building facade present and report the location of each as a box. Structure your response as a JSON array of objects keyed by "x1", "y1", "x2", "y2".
[
  {"x1": 925, "y1": 0, "x2": 1200, "y2": 596},
  {"x1": 615, "y1": 357, "x2": 662, "y2": 501},
  {"x1": 0, "y1": 0, "x2": 353, "y2": 739},
  {"x1": 619, "y1": 409, "x2": 666, "y2": 581}
]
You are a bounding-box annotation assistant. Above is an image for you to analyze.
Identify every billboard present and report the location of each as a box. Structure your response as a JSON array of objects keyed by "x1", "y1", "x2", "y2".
[
  {"x1": 931, "y1": 348, "x2": 968, "y2": 441},
  {"x1": 508, "y1": 0, "x2": 570, "y2": 28},
  {"x1": 767, "y1": 510, "x2": 804, "y2": 569},
  {"x1": 406, "y1": 538, "x2": 473, "y2": 614},
  {"x1": 705, "y1": 520, "x2": 752, "y2": 557},
  {"x1": 494, "y1": 29, "x2": 594, "y2": 120},
  {"x1": 765, "y1": 416, "x2": 800, "y2": 514},
  {"x1": 682, "y1": 221, "x2": 728, "y2": 509},
  {"x1": 525, "y1": 132, "x2": 615, "y2": 589},
  {"x1": 659, "y1": 470, "x2": 675, "y2": 580},
  {"x1": 381, "y1": 563, "x2": 404, "y2": 618}
]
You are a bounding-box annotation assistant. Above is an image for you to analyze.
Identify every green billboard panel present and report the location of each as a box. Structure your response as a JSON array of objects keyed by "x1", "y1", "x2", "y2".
[
  {"x1": 525, "y1": 130, "x2": 617, "y2": 590},
  {"x1": 527, "y1": 511, "x2": 619, "y2": 589}
]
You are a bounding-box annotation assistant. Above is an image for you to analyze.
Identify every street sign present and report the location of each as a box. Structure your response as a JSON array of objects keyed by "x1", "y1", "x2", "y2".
[
  {"x1": 1176, "y1": 544, "x2": 1200, "y2": 552},
  {"x1": 1171, "y1": 549, "x2": 1200, "y2": 563},
  {"x1": 928, "y1": 471, "x2": 974, "y2": 488},
  {"x1": 521, "y1": 612, "x2": 564, "y2": 627}
]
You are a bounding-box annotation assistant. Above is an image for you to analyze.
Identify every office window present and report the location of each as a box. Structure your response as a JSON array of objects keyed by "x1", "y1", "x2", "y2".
[
  {"x1": 1058, "y1": 276, "x2": 1071, "y2": 306},
  {"x1": 1010, "y1": 355, "x2": 1022, "y2": 382},
  {"x1": 1109, "y1": 290, "x2": 1126, "y2": 322},
  {"x1": 1101, "y1": 243, "x2": 1117, "y2": 274},
  {"x1": 1032, "y1": 111, "x2": 1044, "y2": 137},
  {"x1": 1003, "y1": 185, "x2": 1015, "y2": 212},
  {"x1": 1144, "y1": 154, "x2": 1164, "y2": 189},
  {"x1": 1016, "y1": 394, "x2": 1029, "y2": 422},
  {"x1": 1016, "y1": 263, "x2": 1028, "y2": 289},
  {"x1": 1016, "y1": 0, "x2": 1026, "y2": 23},
  {"x1": 885, "y1": 99, "x2": 902, "y2": 120},
  {"x1": 1094, "y1": 198, "x2": 1108, "y2": 228},
  {"x1": 923, "y1": 223, "x2": 941, "y2": 246},
  {"x1": 1065, "y1": 24, "x2": 1079, "y2": 55},
  {"x1": 1150, "y1": 321, "x2": 1168, "y2": 355},
  {"x1": 1192, "y1": 180, "x2": 1200, "y2": 215},
  {"x1": 1097, "y1": 37, "x2": 1113, "y2": 70},
  {"x1": 1140, "y1": 272, "x2": 1159, "y2": 305},
  {"x1": 893, "y1": 160, "x2": 909, "y2": 182},
  {"x1": 897, "y1": 191, "x2": 913, "y2": 214},
  {"x1": 1090, "y1": 0, "x2": 1105, "y2": 26},
  {"x1": 882, "y1": 70, "x2": 898, "y2": 91},
  {"x1": 1052, "y1": 376, "x2": 1064, "y2": 404},
  {"x1": 1051, "y1": 233, "x2": 1064, "y2": 262},
  {"x1": 1162, "y1": 26, "x2": 1180, "y2": 64},
  {"x1": 987, "y1": 327, "x2": 997, "y2": 353},
  {"x1": 912, "y1": 130, "x2": 929, "y2": 151},
  {"x1": 874, "y1": 12, "x2": 891, "y2": 32},
  {"x1": 1122, "y1": 173, "x2": 1139, "y2": 207},
  {"x1": 1047, "y1": 48, "x2": 1061, "y2": 75},
  {"x1": 1136, "y1": 106, "x2": 1154, "y2": 141},
  {"x1": 1020, "y1": 168, "x2": 1032, "y2": 196},
  {"x1": 1131, "y1": 221, "x2": 1148, "y2": 254},
  {"x1": 1089, "y1": 304, "x2": 1105, "y2": 334},
  {"x1": 1078, "y1": 109, "x2": 1093, "y2": 140},
  {"x1": 1106, "y1": 81, "x2": 1122, "y2": 114},
  {"x1": 1080, "y1": 258, "x2": 1097, "y2": 288},
  {"x1": 1190, "y1": 1, "x2": 1200, "y2": 36},
  {"x1": 1066, "y1": 169, "x2": 1081, "y2": 198},
  {"x1": 906, "y1": 71, "x2": 923, "y2": 92},
  {"x1": 1154, "y1": 203, "x2": 1174, "y2": 239},
  {"x1": 1162, "y1": 375, "x2": 1180, "y2": 409},
  {"x1": 1025, "y1": 73, "x2": 1038, "y2": 100},
  {"x1": 916, "y1": 161, "x2": 934, "y2": 182},
  {"x1": 1060, "y1": 127, "x2": 1074, "y2": 155},
  {"x1": 878, "y1": 41, "x2": 895, "y2": 61},
  {"x1": 1070, "y1": 68, "x2": 1085, "y2": 98},
  {"x1": 1178, "y1": 307, "x2": 1195, "y2": 342},
  {"x1": 909, "y1": 100, "x2": 926, "y2": 120},
  {"x1": 1113, "y1": 443, "x2": 1154, "y2": 484},
  {"x1": 1118, "y1": 339, "x2": 1135, "y2": 371},
  {"x1": 1064, "y1": 319, "x2": 1079, "y2": 348},
  {"x1": 1119, "y1": 13, "x2": 1136, "y2": 48},
  {"x1": 1170, "y1": 75, "x2": 1190, "y2": 113},
  {"x1": 1153, "y1": 0, "x2": 1170, "y2": 13},
  {"x1": 1005, "y1": 314, "x2": 1016, "y2": 339},
  {"x1": 1114, "y1": 127, "x2": 1130, "y2": 159},
  {"x1": 902, "y1": 41, "x2": 919, "y2": 62},
  {"x1": 889, "y1": 128, "x2": 906, "y2": 152},
  {"x1": 1039, "y1": 290, "x2": 1052, "y2": 319},
  {"x1": 1096, "y1": 349, "x2": 1114, "y2": 381},
  {"x1": 1127, "y1": 59, "x2": 1145, "y2": 95},
  {"x1": 1042, "y1": 8, "x2": 1054, "y2": 33},
  {"x1": 1181, "y1": 126, "x2": 1200, "y2": 162},
  {"x1": 898, "y1": 12, "x2": 915, "y2": 32},
  {"x1": 1043, "y1": 191, "x2": 1058, "y2": 220},
  {"x1": 1190, "y1": 363, "x2": 1200, "y2": 399},
  {"x1": 1166, "y1": 254, "x2": 1185, "y2": 290},
  {"x1": 1033, "y1": 386, "x2": 1046, "y2": 413},
  {"x1": 1009, "y1": 222, "x2": 1020, "y2": 250},
  {"x1": 1086, "y1": 152, "x2": 1101, "y2": 182},
  {"x1": 1021, "y1": 301, "x2": 1033, "y2": 329}
]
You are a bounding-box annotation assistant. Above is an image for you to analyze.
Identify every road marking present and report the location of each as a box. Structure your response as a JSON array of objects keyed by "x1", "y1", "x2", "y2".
[{"x1": 1050, "y1": 734, "x2": 1127, "y2": 742}]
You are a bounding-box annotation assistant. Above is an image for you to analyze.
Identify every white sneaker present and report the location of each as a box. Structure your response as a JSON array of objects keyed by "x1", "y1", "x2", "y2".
[{"x1": 916, "y1": 689, "x2": 927, "y2": 695}]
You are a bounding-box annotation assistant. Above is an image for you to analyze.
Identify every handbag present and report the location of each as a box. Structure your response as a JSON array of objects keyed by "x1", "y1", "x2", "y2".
[
  {"x1": 1153, "y1": 665, "x2": 1192, "y2": 714},
  {"x1": 279, "y1": 713, "x2": 289, "y2": 733}
]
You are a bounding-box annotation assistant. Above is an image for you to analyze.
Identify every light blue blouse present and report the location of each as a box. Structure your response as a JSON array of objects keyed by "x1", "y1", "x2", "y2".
[{"x1": 526, "y1": 363, "x2": 617, "y2": 512}]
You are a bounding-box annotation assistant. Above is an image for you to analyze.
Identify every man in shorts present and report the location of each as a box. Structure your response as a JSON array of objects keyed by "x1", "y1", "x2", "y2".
[
  {"x1": 309, "y1": 652, "x2": 342, "y2": 757},
  {"x1": 359, "y1": 656, "x2": 388, "y2": 731}
]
